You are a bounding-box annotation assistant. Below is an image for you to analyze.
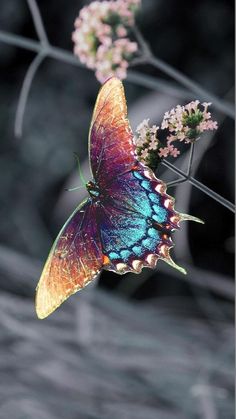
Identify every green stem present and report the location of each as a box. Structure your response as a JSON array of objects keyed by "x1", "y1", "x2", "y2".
[{"x1": 187, "y1": 143, "x2": 195, "y2": 177}]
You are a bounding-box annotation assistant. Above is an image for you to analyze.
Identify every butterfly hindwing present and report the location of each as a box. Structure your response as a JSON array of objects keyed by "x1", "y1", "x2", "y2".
[
  {"x1": 36, "y1": 199, "x2": 103, "y2": 319},
  {"x1": 98, "y1": 163, "x2": 186, "y2": 274}
]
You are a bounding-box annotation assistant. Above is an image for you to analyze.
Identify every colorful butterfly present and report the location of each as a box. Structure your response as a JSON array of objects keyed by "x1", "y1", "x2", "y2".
[{"x1": 36, "y1": 77, "x2": 202, "y2": 319}]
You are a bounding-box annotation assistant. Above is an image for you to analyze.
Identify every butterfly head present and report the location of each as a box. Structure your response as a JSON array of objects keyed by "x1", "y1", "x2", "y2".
[{"x1": 86, "y1": 180, "x2": 100, "y2": 199}]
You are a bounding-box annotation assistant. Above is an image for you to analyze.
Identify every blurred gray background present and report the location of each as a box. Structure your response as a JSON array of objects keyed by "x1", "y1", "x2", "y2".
[{"x1": 0, "y1": 1, "x2": 234, "y2": 418}]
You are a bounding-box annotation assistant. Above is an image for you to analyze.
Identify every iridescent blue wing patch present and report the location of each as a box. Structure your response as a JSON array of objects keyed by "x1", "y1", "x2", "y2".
[{"x1": 99, "y1": 162, "x2": 200, "y2": 274}]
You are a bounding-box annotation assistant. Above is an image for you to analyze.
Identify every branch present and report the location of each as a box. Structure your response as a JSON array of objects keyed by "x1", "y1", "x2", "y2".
[
  {"x1": 148, "y1": 55, "x2": 235, "y2": 119},
  {"x1": 14, "y1": 52, "x2": 46, "y2": 138},
  {"x1": 132, "y1": 26, "x2": 235, "y2": 118},
  {"x1": 162, "y1": 159, "x2": 235, "y2": 213},
  {"x1": 27, "y1": 0, "x2": 49, "y2": 45},
  {"x1": 0, "y1": 29, "x2": 234, "y2": 119}
]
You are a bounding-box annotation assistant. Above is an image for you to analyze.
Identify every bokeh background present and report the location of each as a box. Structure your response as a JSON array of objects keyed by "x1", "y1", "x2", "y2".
[{"x1": 0, "y1": 1, "x2": 234, "y2": 418}]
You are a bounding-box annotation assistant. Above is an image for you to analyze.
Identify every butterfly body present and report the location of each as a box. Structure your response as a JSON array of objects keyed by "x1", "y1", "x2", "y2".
[
  {"x1": 36, "y1": 77, "x2": 202, "y2": 319},
  {"x1": 86, "y1": 180, "x2": 100, "y2": 198}
]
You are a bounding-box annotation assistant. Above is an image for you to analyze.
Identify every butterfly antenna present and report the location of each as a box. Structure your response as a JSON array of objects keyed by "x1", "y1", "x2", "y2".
[
  {"x1": 73, "y1": 152, "x2": 87, "y2": 186},
  {"x1": 65, "y1": 185, "x2": 86, "y2": 192}
]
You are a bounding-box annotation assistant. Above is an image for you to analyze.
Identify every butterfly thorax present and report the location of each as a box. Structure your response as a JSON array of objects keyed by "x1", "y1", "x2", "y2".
[{"x1": 86, "y1": 181, "x2": 100, "y2": 199}]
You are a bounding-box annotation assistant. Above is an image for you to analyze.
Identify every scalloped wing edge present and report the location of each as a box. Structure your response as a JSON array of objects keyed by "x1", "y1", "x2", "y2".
[{"x1": 104, "y1": 243, "x2": 186, "y2": 276}]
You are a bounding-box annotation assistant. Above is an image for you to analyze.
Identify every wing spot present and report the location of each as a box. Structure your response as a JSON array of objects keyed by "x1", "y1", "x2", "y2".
[
  {"x1": 155, "y1": 184, "x2": 163, "y2": 193},
  {"x1": 132, "y1": 260, "x2": 142, "y2": 270},
  {"x1": 116, "y1": 263, "x2": 127, "y2": 272},
  {"x1": 164, "y1": 198, "x2": 172, "y2": 209},
  {"x1": 103, "y1": 255, "x2": 110, "y2": 265},
  {"x1": 144, "y1": 170, "x2": 152, "y2": 179},
  {"x1": 146, "y1": 253, "x2": 157, "y2": 265},
  {"x1": 160, "y1": 244, "x2": 169, "y2": 258},
  {"x1": 132, "y1": 245, "x2": 142, "y2": 256}
]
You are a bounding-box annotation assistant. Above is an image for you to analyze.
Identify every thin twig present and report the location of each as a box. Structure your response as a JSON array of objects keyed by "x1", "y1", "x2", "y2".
[
  {"x1": 0, "y1": 30, "x2": 41, "y2": 52},
  {"x1": 132, "y1": 25, "x2": 152, "y2": 59},
  {"x1": 187, "y1": 142, "x2": 195, "y2": 176},
  {"x1": 132, "y1": 26, "x2": 235, "y2": 119},
  {"x1": 167, "y1": 143, "x2": 196, "y2": 187},
  {"x1": 167, "y1": 177, "x2": 186, "y2": 187},
  {"x1": 127, "y1": 70, "x2": 192, "y2": 99},
  {"x1": 27, "y1": 0, "x2": 49, "y2": 45},
  {"x1": 0, "y1": 30, "x2": 193, "y2": 101},
  {"x1": 189, "y1": 177, "x2": 235, "y2": 212},
  {"x1": 162, "y1": 160, "x2": 235, "y2": 213},
  {"x1": 148, "y1": 55, "x2": 235, "y2": 119},
  {"x1": 14, "y1": 52, "x2": 46, "y2": 138}
]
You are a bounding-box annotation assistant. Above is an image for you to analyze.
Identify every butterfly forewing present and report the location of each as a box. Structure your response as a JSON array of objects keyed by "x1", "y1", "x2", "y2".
[{"x1": 89, "y1": 77, "x2": 135, "y2": 188}]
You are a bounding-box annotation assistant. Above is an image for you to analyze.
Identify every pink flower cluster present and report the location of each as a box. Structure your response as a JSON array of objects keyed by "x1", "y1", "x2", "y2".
[
  {"x1": 134, "y1": 119, "x2": 179, "y2": 166},
  {"x1": 134, "y1": 101, "x2": 218, "y2": 168},
  {"x1": 72, "y1": 0, "x2": 140, "y2": 83},
  {"x1": 158, "y1": 144, "x2": 180, "y2": 158},
  {"x1": 161, "y1": 101, "x2": 218, "y2": 144},
  {"x1": 134, "y1": 119, "x2": 162, "y2": 167}
]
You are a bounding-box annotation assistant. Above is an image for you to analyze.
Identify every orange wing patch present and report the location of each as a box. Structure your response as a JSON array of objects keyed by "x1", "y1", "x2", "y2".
[{"x1": 102, "y1": 254, "x2": 110, "y2": 265}]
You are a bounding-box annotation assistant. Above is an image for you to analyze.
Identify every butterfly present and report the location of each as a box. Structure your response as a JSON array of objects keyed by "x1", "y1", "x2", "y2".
[{"x1": 36, "y1": 77, "x2": 203, "y2": 319}]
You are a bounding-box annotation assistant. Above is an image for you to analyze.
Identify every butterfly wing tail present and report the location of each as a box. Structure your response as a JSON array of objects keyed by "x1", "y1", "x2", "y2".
[{"x1": 179, "y1": 213, "x2": 204, "y2": 224}]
